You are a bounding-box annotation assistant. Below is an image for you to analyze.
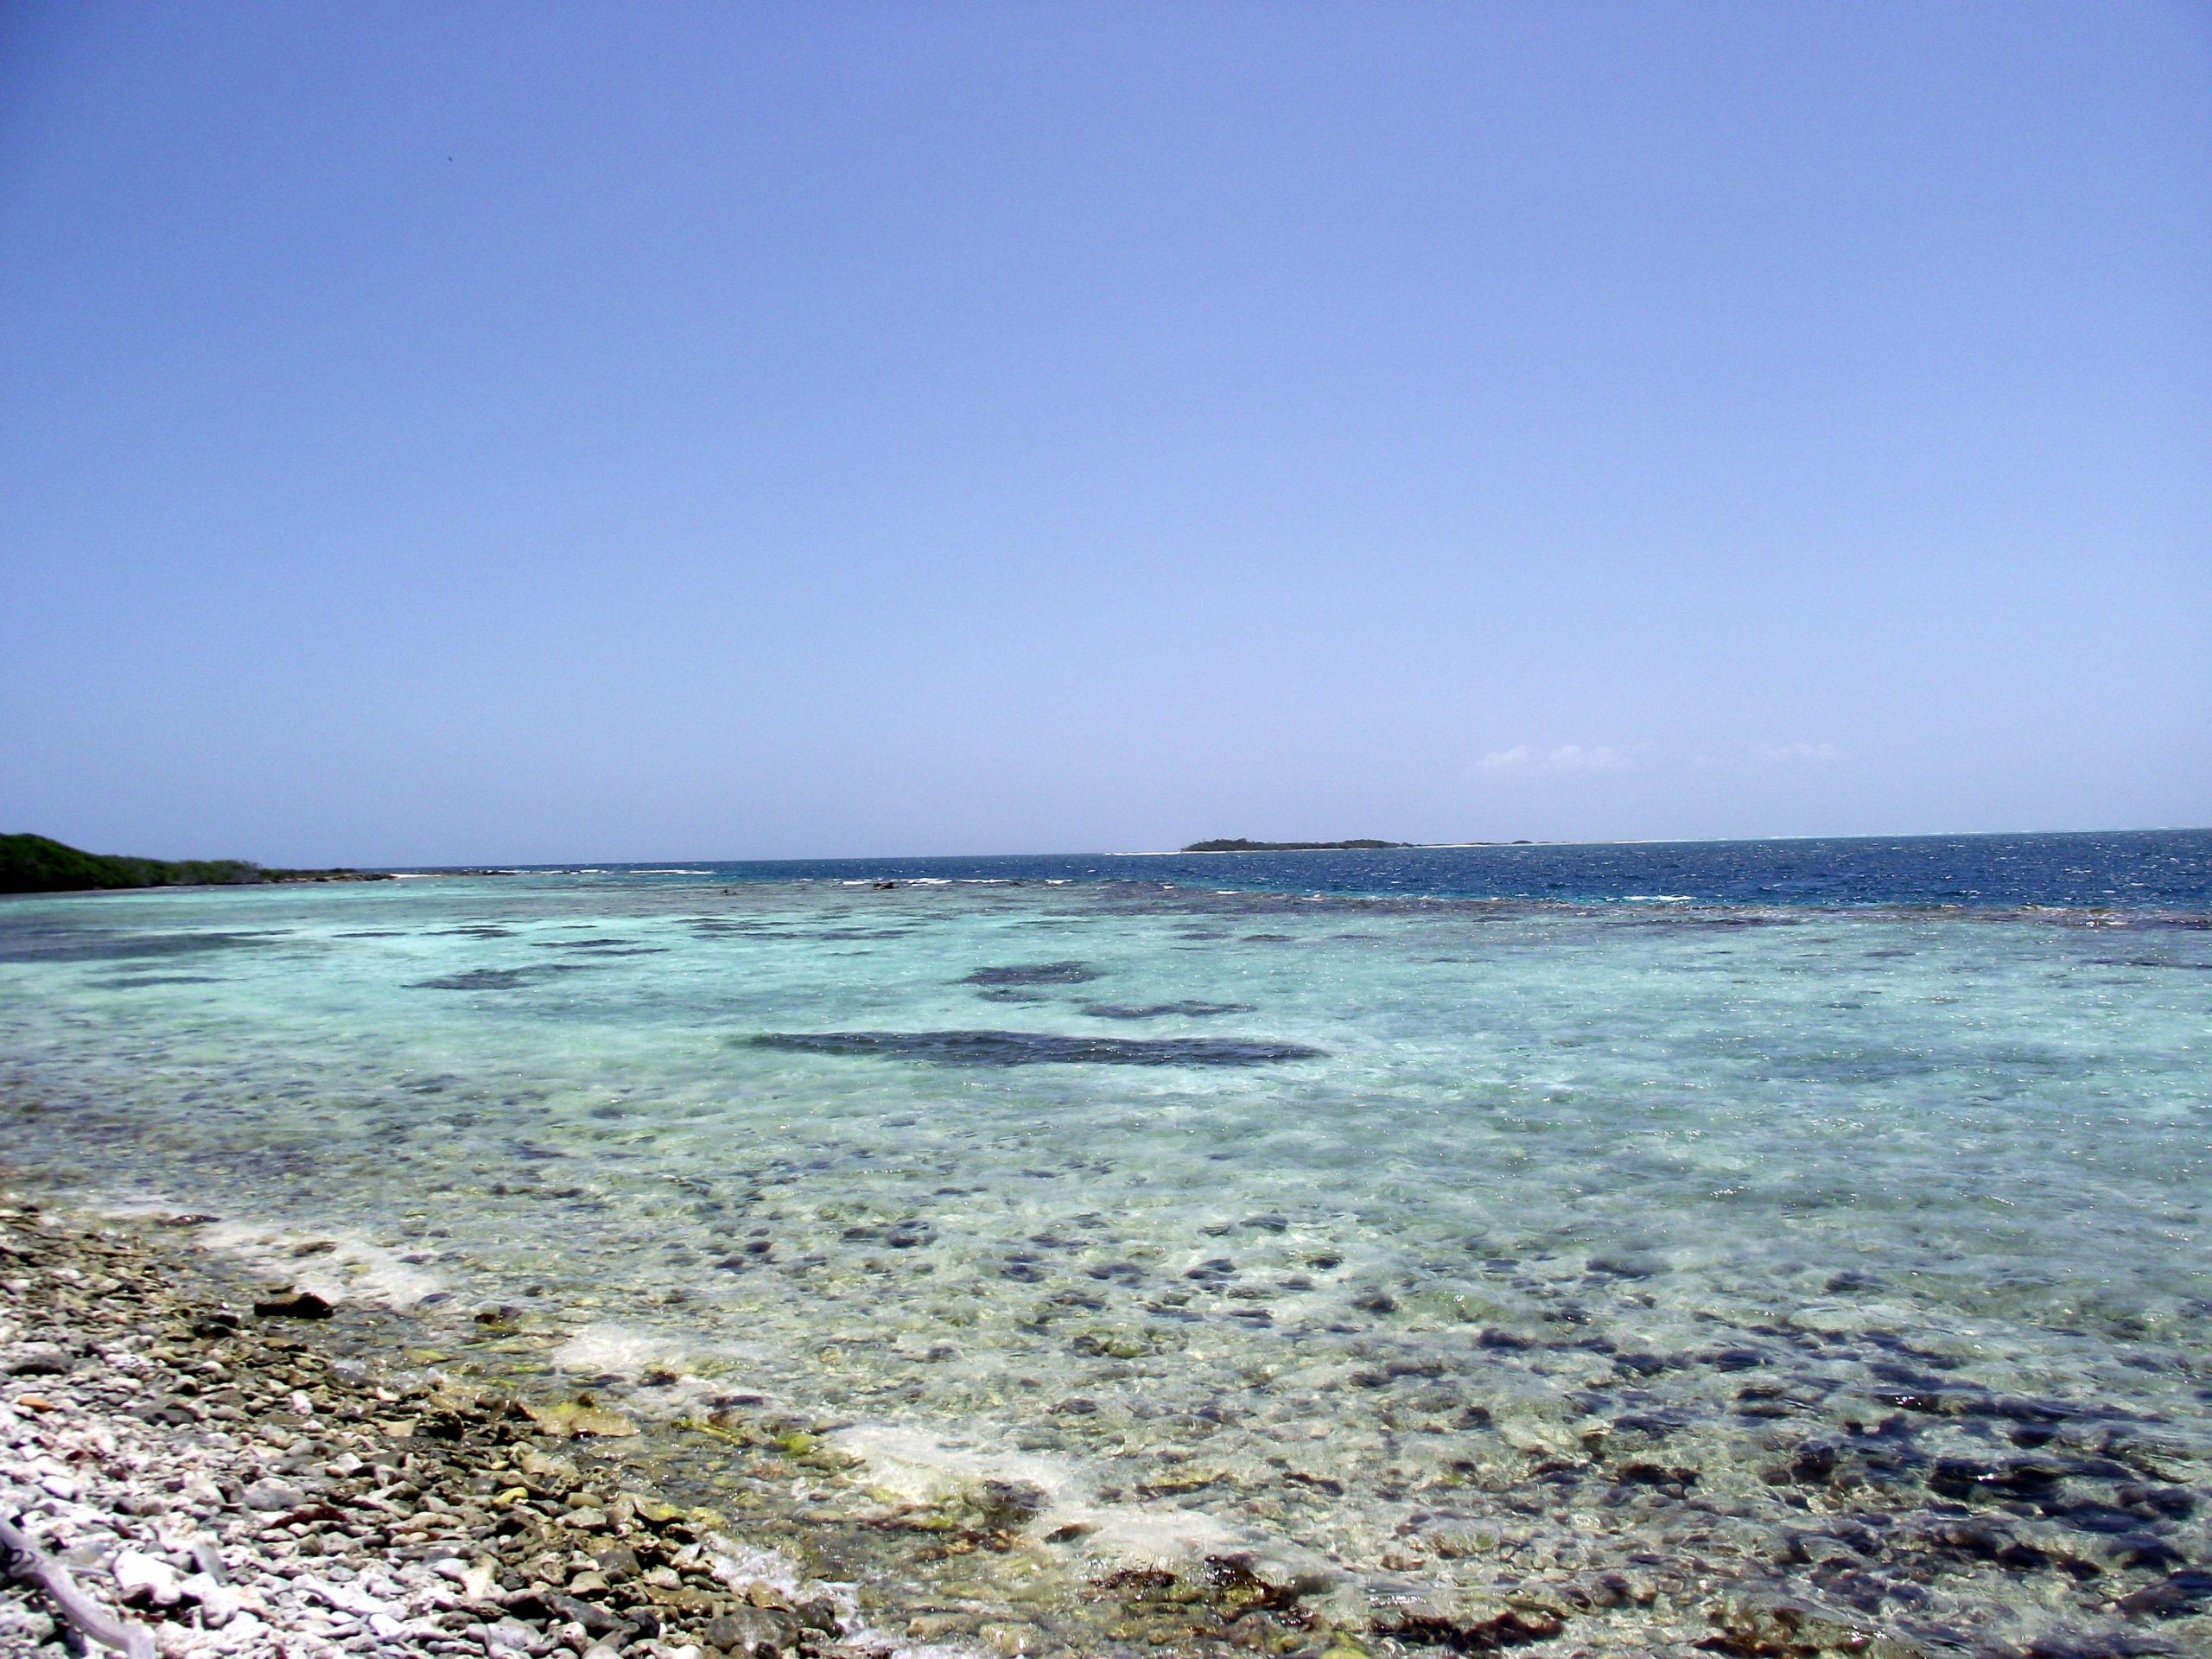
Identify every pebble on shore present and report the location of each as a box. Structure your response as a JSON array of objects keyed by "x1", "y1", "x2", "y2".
[{"x1": 0, "y1": 1194, "x2": 874, "y2": 1659}]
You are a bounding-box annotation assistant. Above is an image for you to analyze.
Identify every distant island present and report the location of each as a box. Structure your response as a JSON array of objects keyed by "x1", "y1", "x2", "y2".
[
  {"x1": 0, "y1": 832, "x2": 393, "y2": 895},
  {"x1": 1182, "y1": 837, "x2": 1412, "y2": 853}
]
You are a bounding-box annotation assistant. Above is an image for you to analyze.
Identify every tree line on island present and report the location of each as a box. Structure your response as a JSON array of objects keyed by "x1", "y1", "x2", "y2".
[
  {"x1": 1181, "y1": 837, "x2": 1535, "y2": 852},
  {"x1": 1181, "y1": 837, "x2": 1410, "y2": 852},
  {"x1": 0, "y1": 832, "x2": 392, "y2": 894},
  {"x1": 3, "y1": 830, "x2": 1546, "y2": 895}
]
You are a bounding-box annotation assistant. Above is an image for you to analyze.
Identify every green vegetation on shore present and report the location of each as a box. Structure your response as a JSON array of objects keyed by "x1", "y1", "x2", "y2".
[
  {"x1": 1182, "y1": 837, "x2": 1410, "y2": 853},
  {"x1": 0, "y1": 832, "x2": 390, "y2": 894}
]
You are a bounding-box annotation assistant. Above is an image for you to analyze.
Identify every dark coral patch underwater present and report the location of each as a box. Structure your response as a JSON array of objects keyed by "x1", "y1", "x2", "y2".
[{"x1": 744, "y1": 1029, "x2": 1323, "y2": 1066}]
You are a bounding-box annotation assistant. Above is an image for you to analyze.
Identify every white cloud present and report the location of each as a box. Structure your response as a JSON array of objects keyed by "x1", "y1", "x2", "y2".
[
  {"x1": 1479, "y1": 743, "x2": 1633, "y2": 774},
  {"x1": 1753, "y1": 741, "x2": 1840, "y2": 765},
  {"x1": 1545, "y1": 743, "x2": 1630, "y2": 772}
]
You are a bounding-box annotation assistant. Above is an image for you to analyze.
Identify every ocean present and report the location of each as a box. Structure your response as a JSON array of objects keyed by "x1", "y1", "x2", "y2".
[{"x1": 3, "y1": 830, "x2": 2209, "y2": 1655}]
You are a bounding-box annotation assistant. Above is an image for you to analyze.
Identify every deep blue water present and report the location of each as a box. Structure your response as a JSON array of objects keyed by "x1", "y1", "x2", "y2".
[{"x1": 512, "y1": 827, "x2": 2212, "y2": 911}]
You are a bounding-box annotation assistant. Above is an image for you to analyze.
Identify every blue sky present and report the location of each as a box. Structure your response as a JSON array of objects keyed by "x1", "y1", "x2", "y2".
[{"x1": 3, "y1": 3, "x2": 2206, "y2": 863}]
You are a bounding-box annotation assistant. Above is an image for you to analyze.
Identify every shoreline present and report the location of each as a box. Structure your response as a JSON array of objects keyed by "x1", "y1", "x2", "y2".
[
  {"x1": 0, "y1": 1178, "x2": 1402, "y2": 1659},
  {"x1": 0, "y1": 1183, "x2": 874, "y2": 1659},
  {"x1": 8, "y1": 1137, "x2": 2209, "y2": 1657}
]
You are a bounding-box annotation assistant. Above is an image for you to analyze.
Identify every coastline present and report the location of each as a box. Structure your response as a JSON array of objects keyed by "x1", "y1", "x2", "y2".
[
  {"x1": 0, "y1": 1176, "x2": 1397, "y2": 1659},
  {"x1": 0, "y1": 1180, "x2": 872, "y2": 1659},
  {"x1": 20, "y1": 1160, "x2": 2190, "y2": 1659}
]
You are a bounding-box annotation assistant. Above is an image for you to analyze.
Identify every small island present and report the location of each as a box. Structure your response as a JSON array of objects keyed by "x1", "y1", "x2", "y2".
[
  {"x1": 0, "y1": 832, "x2": 394, "y2": 895},
  {"x1": 1182, "y1": 837, "x2": 1411, "y2": 853}
]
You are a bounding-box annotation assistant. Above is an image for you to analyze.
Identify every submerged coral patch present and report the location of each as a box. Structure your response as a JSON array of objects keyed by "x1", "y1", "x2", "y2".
[
  {"x1": 961, "y1": 961, "x2": 1101, "y2": 986},
  {"x1": 411, "y1": 965, "x2": 596, "y2": 991},
  {"x1": 1080, "y1": 1001, "x2": 1256, "y2": 1020},
  {"x1": 0, "y1": 930, "x2": 281, "y2": 964},
  {"x1": 744, "y1": 1030, "x2": 1323, "y2": 1066}
]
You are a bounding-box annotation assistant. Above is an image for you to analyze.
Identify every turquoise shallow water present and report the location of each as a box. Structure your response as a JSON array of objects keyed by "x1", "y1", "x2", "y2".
[{"x1": 3, "y1": 845, "x2": 2209, "y2": 1654}]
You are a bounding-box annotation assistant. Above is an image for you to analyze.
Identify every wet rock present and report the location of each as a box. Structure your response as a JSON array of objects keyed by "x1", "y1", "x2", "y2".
[
  {"x1": 2116, "y1": 1568, "x2": 2212, "y2": 1618},
  {"x1": 1385, "y1": 1357, "x2": 1445, "y2": 1379},
  {"x1": 1379, "y1": 1602, "x2": 1565, "y2": 1651},
  {"x1": 706, "y1": 1603, "x2": 798, "y2": 1656},
  {"x1": 252, "y1": 1288, "x2": 335, "y2": 1319},
  {"x1": 2113, "y1": 1535, "x2": 2185, "y2": 1572},
  {"x1": 2055, "y1": 1503, "x2": 2165, "y2": 1535},
  {"x1": 1616, "y1": 1462, "x2": 1699, "y2": 1491},
  {"x1": 2116, "y1": 1482, "x2": 2196, "y2": 1520},
  {"x1": 979, "y1": 1618, "x2": 1047, "y2": 1655},
  {"x1": 1869, "y1": 1387, "x2": 1945, "y2": 1414},
  {"x1": 2020, "y1": 1638, "x2": 2183, "y2": 1659},
  {"x1": 1700, "y1": 1592, "x2": 1927, "y2": 1657},
  {"x1": 1928, "y1": 1456, "x2": 2068, "y2": 1502},
  {"x1": 523, "y1": 1399, "x2": 640, "y2": 1438},
  {"x1": 1586, "y1": 1255, "x2": 1656, "y2": 1279},
  {"x1": 908, "y1": 1611, "x2": 976, "y2": 1640}
]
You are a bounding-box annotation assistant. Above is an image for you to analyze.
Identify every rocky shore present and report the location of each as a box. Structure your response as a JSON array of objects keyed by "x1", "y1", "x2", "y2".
[
  {"x1": 1, "y1": 1187, "x2": 1414, "y2": 1659},
  {"x1": 0, "y1": 1192, "x2": 878, "y2": 1659},
  {"x1": 21, "y1": 1173, "x2": 2197, "y2": 1659}
]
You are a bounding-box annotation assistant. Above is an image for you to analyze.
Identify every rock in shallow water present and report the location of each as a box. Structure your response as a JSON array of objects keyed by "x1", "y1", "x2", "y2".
[
  {"x1": 522, "y1": 1399, "x2": 640, "y2": 1438},
  {"x1": 744, "y1": 1028, "x2": 1325, "y2": 1066},
  {"x1": 961, "y1": 961, "x2": 1102, "y2": 986},
  {"x1": 251, "y1": 1289, "x2": 334, "y2": 1319}
]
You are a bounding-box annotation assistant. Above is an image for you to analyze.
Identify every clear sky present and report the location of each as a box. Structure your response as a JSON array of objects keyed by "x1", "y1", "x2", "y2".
[{"x1": 3, "y1": 3, "x2": 2207, "y2": 864}]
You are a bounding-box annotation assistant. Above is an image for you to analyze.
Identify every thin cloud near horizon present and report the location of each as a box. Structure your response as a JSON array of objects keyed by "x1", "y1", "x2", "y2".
[
  {"x1": 1482, "y1": 742, "x2": 1841, "y2": 777},
  {"x1": 1754, "y1": 741, "x2": 1842, "y2": 765},
  {"x1": 1479, "y1": 743, "x2": 1635, "y2": 774}
]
